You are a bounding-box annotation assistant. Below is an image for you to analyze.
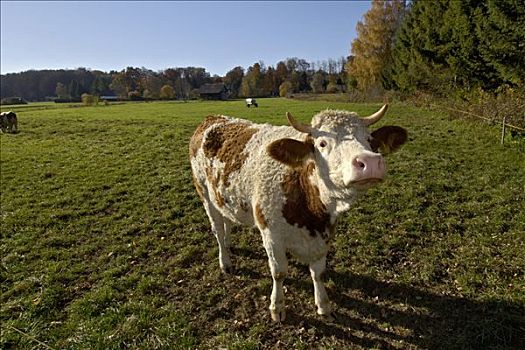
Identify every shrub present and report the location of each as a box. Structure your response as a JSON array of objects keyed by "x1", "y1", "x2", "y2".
[
  {"x1": 1, "y1": 97, "x2": 27, "y2": 105},
  {"x1": 160, "y1": 85, "x2": 175, "y2": 100},
  {"x1": 128, "y1": 91, "x2": 142, "y2": 101},
  {"x1": 450, "y1": 86, "x2": 525, "y2": 129},
  {"x1": 81, "y1": 93, "x2": 98, "y2": 106},
  {"x1": 279, "y1": 81, "x2": 293, "y2": 97}
]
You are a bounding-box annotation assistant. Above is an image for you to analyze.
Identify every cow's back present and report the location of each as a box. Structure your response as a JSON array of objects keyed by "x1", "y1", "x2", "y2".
[{"x1": 189, "y1": 115, "x2": 300, "y2": 226}]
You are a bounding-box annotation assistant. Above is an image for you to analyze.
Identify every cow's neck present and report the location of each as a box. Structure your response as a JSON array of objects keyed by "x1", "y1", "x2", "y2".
[{"x1": 311, "y1": 167, "x2": 359, "y2": 218}]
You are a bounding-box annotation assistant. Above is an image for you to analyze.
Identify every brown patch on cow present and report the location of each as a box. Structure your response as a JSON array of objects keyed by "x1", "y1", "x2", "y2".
[
  {"x1": 267, "y1": 137, "x2": 314, "y2": 167},
  {"x1": 203, "y1": 122, "x2": 257, "y2": 187},
  {"x1": 255, "y1": 203, "x2": 268, "y2": 229},
  {"x1": 189, "y1": 115, "x2": 228, "y2": 158},
  {"x1": 370, "y1": 126, "x2": 408, "y2": 154},
  {"x1": 281, "y1": 162, "x2": 331, "y2": 238},
  {"x1": 205, "y1": 165, "x2": 225, "y2": 207}
]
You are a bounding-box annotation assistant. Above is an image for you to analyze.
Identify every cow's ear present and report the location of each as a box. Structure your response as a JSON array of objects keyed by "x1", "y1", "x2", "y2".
[
  {"x1": 370, "y1": 126, "x2": 408, "y2": 155},
  {"x1": 267, "y1": 138, "x2": 314, "y2": 167}
]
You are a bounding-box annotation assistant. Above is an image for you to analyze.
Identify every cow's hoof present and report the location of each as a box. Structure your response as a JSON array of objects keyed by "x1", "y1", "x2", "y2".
[
  {"x1": 221, "y1": 265, "x2": 233, "y2": 274},
  {"x1": 321, "y1": 311, "x2": 338, "y2": 322},
  {"x1": 270, "y1": 309, "x2": 286, "y2": 322}
]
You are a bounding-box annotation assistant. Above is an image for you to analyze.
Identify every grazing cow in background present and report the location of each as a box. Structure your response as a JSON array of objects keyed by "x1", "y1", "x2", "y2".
[
  {"x1": 245, "y1": 98, "x2": 258, "y2": 107},
  {"x1": 189, "y1": 105, "x2": 407, "y2": 321},
  {"x1": 0, "y1": 111, "x2": 18, "y2": 133}
]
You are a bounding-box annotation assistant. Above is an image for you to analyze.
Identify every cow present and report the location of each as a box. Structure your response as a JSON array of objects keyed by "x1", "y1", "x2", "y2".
[
  {"x1": 0, "y1": 111, "x2": 18, "y2": 133},
  {"x1": 189, "y1": 105, "x2": 407, "y2": 321},
  {"x1": 245, "y1": 98, "x2": 258, "y2": 107}
]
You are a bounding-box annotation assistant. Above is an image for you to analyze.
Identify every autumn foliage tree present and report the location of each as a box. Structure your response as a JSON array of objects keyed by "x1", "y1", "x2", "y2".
[
  {"x1": 159, "y1": 85, "x2": 175, "y2": 100},
  {"x1": 346, "y1": 0, "x2": 406, "y2": 91}
]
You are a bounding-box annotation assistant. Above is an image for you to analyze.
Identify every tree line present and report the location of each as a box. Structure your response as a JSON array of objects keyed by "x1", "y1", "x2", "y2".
[
  {"x1": 0, "y1": 57, "x2": 349, "y2": 102},
  {"x1": 2, "y1": 0, "x2": 522, "y2": 103}
]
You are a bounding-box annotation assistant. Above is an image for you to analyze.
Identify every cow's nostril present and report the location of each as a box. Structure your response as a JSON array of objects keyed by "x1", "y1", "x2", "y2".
[{"x1": 353, "y1": 158, "x2": 366, "y2": 170}]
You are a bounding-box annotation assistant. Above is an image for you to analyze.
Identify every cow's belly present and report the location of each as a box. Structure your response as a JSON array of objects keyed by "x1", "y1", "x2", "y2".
[
  {"x1": 284, "y1": 229, "x2": 329, "y2": 264},
  {"x1": 218, "y1": 200, "x2": 255, "y2": 226}
]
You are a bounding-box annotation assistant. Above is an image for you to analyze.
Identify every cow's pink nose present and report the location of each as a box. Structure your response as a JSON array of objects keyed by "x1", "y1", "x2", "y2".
[{"x1": 352, "y1": 153, "x2": 386, "y2": 180}]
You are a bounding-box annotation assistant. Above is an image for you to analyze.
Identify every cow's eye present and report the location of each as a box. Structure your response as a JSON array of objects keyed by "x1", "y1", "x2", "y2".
[
  {"x1": 369, "y1": 137, "x2": 380, "y2": 152},
  {"x1": 319, "y1": 140, "x2": 327, "y2": 148}
]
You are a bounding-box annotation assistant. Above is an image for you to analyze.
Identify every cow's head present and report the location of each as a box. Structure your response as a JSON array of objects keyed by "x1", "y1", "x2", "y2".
[{"x1": 268, "y1": 105, "x2": 407, "y2": 191}]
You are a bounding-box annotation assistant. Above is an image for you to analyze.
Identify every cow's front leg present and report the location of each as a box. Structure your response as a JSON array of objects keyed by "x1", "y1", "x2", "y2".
[
  {"x1": 262, "y1": 235, "x2": 288, "y2": 322},
  {"x1": 309, "y1": 256, "x2": 332, "y2": 318}
]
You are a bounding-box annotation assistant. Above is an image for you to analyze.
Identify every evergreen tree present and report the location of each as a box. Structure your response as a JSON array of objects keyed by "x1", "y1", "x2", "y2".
[
  {"x1": 391, "y1": 0, "x2": 524, "y2": 93},
  {"x1": 68, "y1": 79, "x2": 79, "y2": 99},
  {"x1": 475, "y1": 0, "x2": 525, "y2": 86},
  {"x1": 391, "y1": 0, "x2": 454, "y2": 93}
]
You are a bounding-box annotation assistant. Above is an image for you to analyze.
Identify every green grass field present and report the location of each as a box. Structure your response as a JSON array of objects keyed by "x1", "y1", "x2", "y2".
[{"x1": 1, "y1": 99, "x2": 524, "y2": 349}]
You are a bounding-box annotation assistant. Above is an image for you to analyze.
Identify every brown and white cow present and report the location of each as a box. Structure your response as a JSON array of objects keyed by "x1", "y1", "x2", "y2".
[
  {"x1": 189, "y1": 105, "x2": 407, "y2": 321},
  {"x1": 0, "y1": 111, "x2": 18, "y2": 133}
]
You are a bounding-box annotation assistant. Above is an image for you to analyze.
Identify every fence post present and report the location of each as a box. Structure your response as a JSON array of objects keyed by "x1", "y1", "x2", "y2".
[{"x1": 501, "y1": 116, "x2": 507, "y2": 145}]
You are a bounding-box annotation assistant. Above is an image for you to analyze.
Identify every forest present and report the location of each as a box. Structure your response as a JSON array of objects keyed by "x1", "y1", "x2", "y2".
[
  {"x1": 1, "y1": 0, "x2": 524, "y2": 111},
  {"x1": 0, "y1": 58, "x2": 347, "y2": 102}
]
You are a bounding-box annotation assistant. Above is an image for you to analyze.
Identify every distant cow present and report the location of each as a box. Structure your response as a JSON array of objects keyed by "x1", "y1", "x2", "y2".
[
  {"x1": 0, "y1": 111, "x2": 18, "y2": 133},
  {"x1": 245, "y1": 98, "x2": 258, "y2": 107},
  {"x1": 189, "y1": 105, "x2": 407, "y2": 321}
]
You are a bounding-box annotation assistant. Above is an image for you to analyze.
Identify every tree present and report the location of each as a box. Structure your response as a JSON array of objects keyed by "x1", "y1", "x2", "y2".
[
  {"x1": 55, "y1": 82, "x2": 69, "y2": 99},
  {"x1": 241, "y1": 62, "x2": 263, "y2": 97},
  {"x1": 310, "y1": 71, "x2": 326, "y2": 93},
  {"x1": 346, "y1": 0, "x2": 406, "y2": 91},
  {"x1": 275, "y1": 61, "x2": 289, "y2": 90},
  {"x1": 262, "y1": 66, "x2": 277, "y2": 96},
  {"x1": 390, "y1": 0, "x2": 523, "y2": 93},
  {"x1": 159, "y1": 85, "x2": 175, "y2": 100},
  {"x1": 141, "y1": 73, "x2": 162, "y2": 99},
  {"x1": 68, "y1": 79, "x2": 80, "y2": 99},
  {"x1": 279, "y1": 81, "x2": 293, "y2": 97},
  {"x1": 109, "y1": 72, "x2": 128, "y2": 98},
  {"x1": 475, "y1": 0, "x2": 525, "y2": 86},
  {"x1": 224, "y1": 66, "x2": 244, "y2": 98},
  {"x1": 390, "y1": 0, "x2": 452, "y2": 93},
  {"x1": 326, "y1": 76, "x2": 340, "y2": 93}
]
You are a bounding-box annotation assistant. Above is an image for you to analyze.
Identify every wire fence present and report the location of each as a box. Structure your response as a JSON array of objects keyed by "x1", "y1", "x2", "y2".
[{"x1": 429, "y1": 103, "x2": 525, "y2": 145}]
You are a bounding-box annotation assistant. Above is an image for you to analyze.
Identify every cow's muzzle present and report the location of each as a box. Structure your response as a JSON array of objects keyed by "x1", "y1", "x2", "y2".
[{"x1": 343, "y1": 153, "x2": 386, "y2": 188}]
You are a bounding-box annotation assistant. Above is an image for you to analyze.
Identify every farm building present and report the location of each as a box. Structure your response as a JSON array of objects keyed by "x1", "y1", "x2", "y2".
[{"x1": 199, "y1": 83, "x2": 230, "y2": 100}]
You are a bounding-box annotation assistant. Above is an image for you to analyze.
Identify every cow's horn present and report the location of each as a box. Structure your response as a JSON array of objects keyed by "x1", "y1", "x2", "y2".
[
  {"x1": 362, "y1": 104, "x2": 388, "y2": 126},
  {"x1": 286, "y1": 112, "x2": 313, "y2": 134}
]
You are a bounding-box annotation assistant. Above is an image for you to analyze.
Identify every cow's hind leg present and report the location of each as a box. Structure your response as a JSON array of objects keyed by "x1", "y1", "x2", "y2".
[
  {"x1": 223, "y1": 218, "x2": 232, "y2": 250},
  {"x1": 261, "y1": 232, "x2": 288, "y2": 322},
  {"x1": 309, "y1": 256, "x2": 333, "y2": 319},
  {"x1": 202, "y1": 202, "x2": 233, "y2": 274}
]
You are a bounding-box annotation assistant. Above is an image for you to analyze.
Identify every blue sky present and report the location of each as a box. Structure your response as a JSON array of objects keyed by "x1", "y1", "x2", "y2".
[{"x1": 1, "y1": 1, "x2": 371, "y2": 76}]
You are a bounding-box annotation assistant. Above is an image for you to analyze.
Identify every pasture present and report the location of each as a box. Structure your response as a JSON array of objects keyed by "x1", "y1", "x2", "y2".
[{"x1": 1, "y1": 99, "x2": 524, "y2": 349}]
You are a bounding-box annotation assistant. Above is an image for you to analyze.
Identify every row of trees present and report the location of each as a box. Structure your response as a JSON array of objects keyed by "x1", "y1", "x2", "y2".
[
  {"x1": 4, "y1": 1, "x2": 521, "y2": 102},
  {"x1": 1, "y1": 57, "x2": 350, "y2": 102},
  {"x1": 0, "y1": 66, "x2": 216, "y2": 102},
  {"x1": 348, "y1": 0, "x2": 524, "y2": 95}
]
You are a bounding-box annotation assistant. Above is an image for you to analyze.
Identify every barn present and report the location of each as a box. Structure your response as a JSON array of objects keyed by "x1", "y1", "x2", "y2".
[{"x1": 199, "y1": 83, "x2": 230, "y2": 100}]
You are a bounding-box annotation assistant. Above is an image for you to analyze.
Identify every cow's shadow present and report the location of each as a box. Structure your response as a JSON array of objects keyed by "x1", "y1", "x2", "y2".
[{"x1": 286, "y1": 269, "x2": 525, "y2": 349}]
